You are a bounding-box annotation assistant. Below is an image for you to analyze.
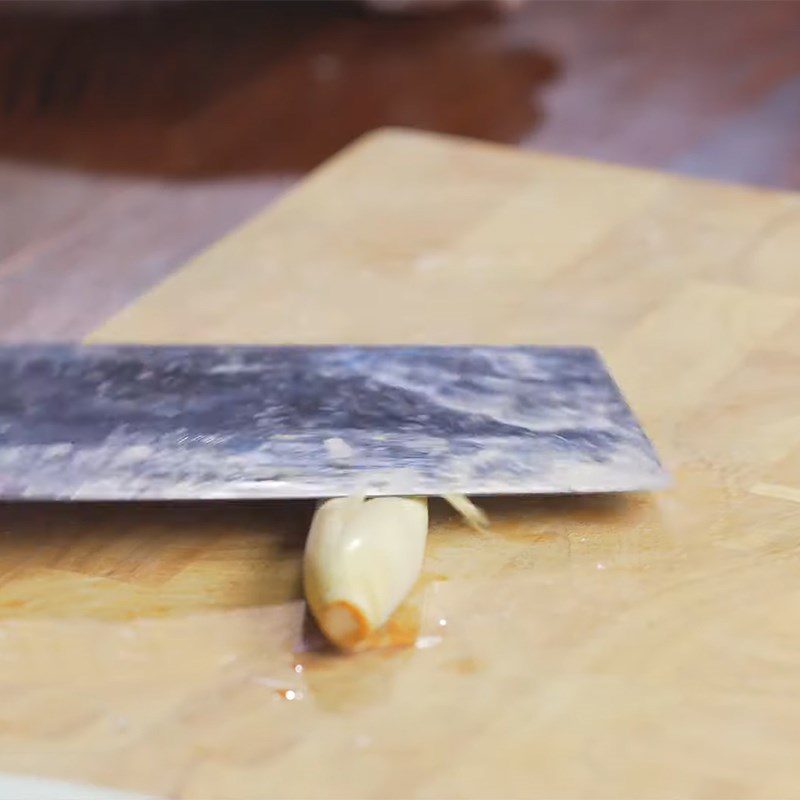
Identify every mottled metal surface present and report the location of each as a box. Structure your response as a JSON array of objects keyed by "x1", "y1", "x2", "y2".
[{"x1": 0, "y1": 344, "x2": 668, "y2": 500}]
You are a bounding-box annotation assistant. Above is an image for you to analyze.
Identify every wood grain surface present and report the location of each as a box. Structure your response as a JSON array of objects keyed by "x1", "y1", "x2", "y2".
[{"x1": 2, "y1": 128, "x2": 800, "y2": 798}]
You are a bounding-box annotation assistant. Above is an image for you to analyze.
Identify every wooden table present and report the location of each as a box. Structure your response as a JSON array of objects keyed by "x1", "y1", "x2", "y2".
[{"x1": 2, "y1": 129, "x2": 800, "y2": 799}]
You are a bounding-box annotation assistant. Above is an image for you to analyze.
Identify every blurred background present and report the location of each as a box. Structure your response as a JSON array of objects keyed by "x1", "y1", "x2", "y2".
[{"x1": 2, "y1": 0, "x2": 799, "y2": 341}]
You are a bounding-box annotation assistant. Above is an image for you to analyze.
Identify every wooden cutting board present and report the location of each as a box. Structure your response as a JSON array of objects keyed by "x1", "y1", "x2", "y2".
[{"x1": 3, "y1": 129, "x2": 800, "y2": 799}]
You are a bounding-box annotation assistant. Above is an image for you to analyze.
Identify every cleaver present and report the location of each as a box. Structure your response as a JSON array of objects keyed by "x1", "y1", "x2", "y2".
[{"x1": 0, "y1": 344, "x2": 668, "y2": 501}]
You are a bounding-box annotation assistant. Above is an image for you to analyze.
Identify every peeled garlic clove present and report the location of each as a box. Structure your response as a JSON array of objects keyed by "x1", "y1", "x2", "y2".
[{"x1": 303, "y1": 495, "x2": 428, "y2": 650}]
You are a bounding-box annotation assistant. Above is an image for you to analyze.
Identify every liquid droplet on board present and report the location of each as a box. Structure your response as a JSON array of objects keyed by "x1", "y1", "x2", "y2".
[
  {"x1": 276, "y1": 688, "x2": 304, "y2": 702},
  {"x1": 415, "y1": 635, "x2": 443, "y2": 650}
]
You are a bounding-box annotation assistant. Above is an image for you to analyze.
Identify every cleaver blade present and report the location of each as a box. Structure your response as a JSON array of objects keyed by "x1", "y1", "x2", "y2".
[{"x1": 0, "y1": 344, "x2": 668, "y2": 500}]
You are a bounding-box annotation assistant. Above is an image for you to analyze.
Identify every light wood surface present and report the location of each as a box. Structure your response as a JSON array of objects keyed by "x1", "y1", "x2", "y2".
[{"x1": 3, "y1": 129, "x2": 800, "y2": 799}]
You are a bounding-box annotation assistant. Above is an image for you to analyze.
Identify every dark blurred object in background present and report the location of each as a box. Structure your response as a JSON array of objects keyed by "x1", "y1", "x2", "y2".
[{"x1": 0, "y1": 1, "x2": 551, "y2": 176}]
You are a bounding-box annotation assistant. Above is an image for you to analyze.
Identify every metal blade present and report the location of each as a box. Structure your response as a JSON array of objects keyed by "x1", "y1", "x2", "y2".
[{"x1": 0, "y1": 344, "x2": 668, "y2": 500}]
